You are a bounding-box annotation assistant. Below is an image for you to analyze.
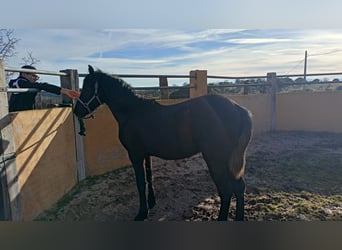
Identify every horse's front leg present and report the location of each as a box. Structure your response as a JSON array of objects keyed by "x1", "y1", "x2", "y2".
[
  {"x1": 131, "y1": 158, "x2": 149, "y2": 221},
  {"x1": 145, "y1": 156, "x2": 156, "y2": 209}
]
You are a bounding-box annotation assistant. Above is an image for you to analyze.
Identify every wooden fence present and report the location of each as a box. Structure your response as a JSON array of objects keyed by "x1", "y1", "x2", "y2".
[{"x1": 1, "y1": 59, "x2": 342, "y2": 220}]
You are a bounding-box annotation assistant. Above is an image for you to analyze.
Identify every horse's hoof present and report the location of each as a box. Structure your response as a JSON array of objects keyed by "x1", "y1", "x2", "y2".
[
  {"x1": 134, "y1": 211, "x2": 148, "y2": 221},
  {"x1": 134, "y1": 216, "x2": 145, "y2": 221},
  {"x1": 148, "y1": 199, "x2": 156, "y2": 209},
  {"x1": 235, "y1": 216, "x2": 244, "y2": 221}
]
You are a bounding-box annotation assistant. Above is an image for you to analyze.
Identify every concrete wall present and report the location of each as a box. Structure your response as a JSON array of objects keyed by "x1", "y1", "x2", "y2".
[
  {"x1": 10, "y1": 107, "x2": 77, "y2": 220},
  {"x1": 276, "y1": 91, "x2": 342, "y2": 132},
  {"x1": 6, "y1": 90, "x2": 342, "y2": 220}
]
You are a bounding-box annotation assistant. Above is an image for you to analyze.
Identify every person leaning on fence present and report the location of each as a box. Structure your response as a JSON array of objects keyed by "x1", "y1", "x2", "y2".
[{"x1": 8, "y1": 65, "x2": 80, "y2": 112}]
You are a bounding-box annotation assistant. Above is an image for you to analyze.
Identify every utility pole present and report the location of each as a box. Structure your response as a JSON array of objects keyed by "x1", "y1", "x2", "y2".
[{"x1": 304, "y1": 50, "x2": 307, "y2": 81}]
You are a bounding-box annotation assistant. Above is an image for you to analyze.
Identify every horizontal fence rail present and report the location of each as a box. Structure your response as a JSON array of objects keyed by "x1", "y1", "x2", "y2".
[
  {"x1": 4, "y1": 66, "x2": 68, "y2": 76},
  {"x1": 276, "y1": 72, "x2": 342, "y2": 78},
  {"x1": 6, "y1": 65, "x2": 342, "y2": 81},
  {"x1": 80, "y1": 73, "x2": 194, "y2": 92},
  {"x1": 133, "y1": 86, "x2": 193, "y2": 91},
  {"x1": 78, "y1": 73, "x2": 192, "y2": 78},
  {"x1": 207, "y1": 74, "x2": 267, "y2": 80},
  {"x1": 208, "y1": 83, "x2": 271, "y2": 88},
  {"x1": 5, "y1": 88, "x2": 39, "y2": 93},
  {"x1": 208, "y1": 72, "x2": 342, "y2": 80},
  {"x1": 4, "y1": 65, "x2": 342, "y2": 94},
  {"x1": 2, "y1": 68, "x2": 66, "y2": 96},
  {"x1": 206, "y1": 72, "x2": 342, "y2": 92},
  {"x1": 2, "y1": 65, "x2": 342, "y2": 97}
]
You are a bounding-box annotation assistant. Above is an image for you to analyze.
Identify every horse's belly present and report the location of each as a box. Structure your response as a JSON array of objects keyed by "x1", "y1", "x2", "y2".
[
  {"x1": 148, "y1": 141, "x2": 199, "y2": 160},
  {"x1": 153, "y1": 149, "x2": 199, "y2": 160}
]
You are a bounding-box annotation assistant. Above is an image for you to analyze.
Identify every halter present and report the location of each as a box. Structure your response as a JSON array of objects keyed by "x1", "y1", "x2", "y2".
[{"x1": 76, "y1": 81, "x2": 102, "y2": 119}]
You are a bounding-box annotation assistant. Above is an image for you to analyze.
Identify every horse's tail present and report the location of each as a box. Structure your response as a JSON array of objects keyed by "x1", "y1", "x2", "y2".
[{"x1": 229, "y1": 107, "x2": 252, "y2": 179}]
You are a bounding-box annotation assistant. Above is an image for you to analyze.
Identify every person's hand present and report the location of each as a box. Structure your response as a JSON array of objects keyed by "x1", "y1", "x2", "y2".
[{"x1": 61, "y1": 88, "x2": 80, "y2": 99}]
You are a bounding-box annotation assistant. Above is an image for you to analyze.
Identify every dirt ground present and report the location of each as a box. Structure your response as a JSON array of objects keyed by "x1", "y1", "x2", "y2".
[{"x1": 36, "y1": 131, "x2": 342, "y2": 221}]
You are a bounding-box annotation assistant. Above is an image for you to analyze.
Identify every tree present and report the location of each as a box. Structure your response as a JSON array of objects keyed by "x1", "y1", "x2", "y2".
[
  {"x1": 1, "y1": 29, "x2": 39, "y2": 66},
  {"x1": 22, "y1": 51, "x2": 40, "y2": 66},
  {"x1": 1, "y1": 30, "x2": 41, "y2": 81},
  {"x1": 0, "y1": 29, "x2": 19, "y2": 61}
]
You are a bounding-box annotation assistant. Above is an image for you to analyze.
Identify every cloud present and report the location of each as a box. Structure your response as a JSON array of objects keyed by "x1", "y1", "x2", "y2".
[
  {"x1": 6, "y1": 29, "x2": 342, "y2": 87},
  {"x1": 227, "y1": 38, "x2": 293, "y2": 44}
]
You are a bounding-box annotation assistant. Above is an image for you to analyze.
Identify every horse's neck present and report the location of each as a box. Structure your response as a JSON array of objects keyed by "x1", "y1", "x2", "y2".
[
  {"x1": 105, "y1": 88, "x2": 148, "y2": 124},
  {"x1": 101, "y1": 76, "x2": 156, "y2": 123},
  {"x1": 107, "y1": 98, "x2": 151, "y2": 125}
]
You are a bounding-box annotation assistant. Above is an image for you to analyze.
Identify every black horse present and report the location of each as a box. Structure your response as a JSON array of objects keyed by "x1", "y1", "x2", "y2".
[{"x1": 74, "y1": 65, "x2": 253, "y2": 221}]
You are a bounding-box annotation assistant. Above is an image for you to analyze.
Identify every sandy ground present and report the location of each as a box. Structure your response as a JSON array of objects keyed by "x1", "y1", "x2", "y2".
[{"x1": 37, "y1": 131, "x2": 342, "y2": 221}]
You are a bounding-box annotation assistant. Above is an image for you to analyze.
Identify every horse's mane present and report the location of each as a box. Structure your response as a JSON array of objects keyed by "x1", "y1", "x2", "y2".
[{"x1": 95, "y1": 70, "x2": 157, "y2": 105}]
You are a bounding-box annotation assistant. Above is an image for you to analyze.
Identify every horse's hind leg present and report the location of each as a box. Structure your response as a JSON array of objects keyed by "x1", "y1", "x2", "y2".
[
  {"x1": 203, "y1": 158, "x2": 233, "y2": 221},
  {"x1": 145, "y1": 156, "x2": 156, "y2": 209},
  {"x1": 217, "y1": 189, "x2": 233, "y2": 221},
  {"x1": 233, "y1": 177, "x2": 246, "y2": 221}
]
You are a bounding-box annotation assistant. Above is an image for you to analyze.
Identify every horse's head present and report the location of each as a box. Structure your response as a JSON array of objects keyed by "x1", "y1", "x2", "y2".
[{"x1": 73, "y1": 65, "x2": 104, "y2": 119}]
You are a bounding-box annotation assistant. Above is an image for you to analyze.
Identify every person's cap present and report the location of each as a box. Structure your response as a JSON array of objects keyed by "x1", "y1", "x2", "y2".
[{"x1": 21, "y1": 65, "x2": 37, "y2": 70}]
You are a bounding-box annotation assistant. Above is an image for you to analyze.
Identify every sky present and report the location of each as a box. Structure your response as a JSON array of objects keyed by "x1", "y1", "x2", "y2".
[{"x1": 2, "y1": 1, "x2": 342, "y2": 87}]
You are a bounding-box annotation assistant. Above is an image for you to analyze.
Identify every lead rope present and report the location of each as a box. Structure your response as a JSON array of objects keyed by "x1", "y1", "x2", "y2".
[
  {"x1": 78, "y1": 117, "x2": 86, "y2": 136},
  {"x1": 77, "y1": 114, "x2": 96, "y2": 136}
]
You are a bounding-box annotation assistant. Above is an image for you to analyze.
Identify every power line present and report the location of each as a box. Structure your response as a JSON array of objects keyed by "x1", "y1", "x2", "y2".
[
  {"x1": 309, "y1": 49, "x2": 342, "y2": 57},
  {"x1": 283, "y1": 58, "x2": 305, "y2": 75},
  {"x1": 284, "y1": 48, "x2": 342, "y2": 76}
]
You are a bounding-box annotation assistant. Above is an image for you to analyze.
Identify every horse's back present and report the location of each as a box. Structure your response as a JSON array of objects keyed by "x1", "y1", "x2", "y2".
[
  {"x1": 187, "y1": 94, "x2": 251, "y2": 158},
  {"x1": 189, "y1": 94, "x2": 250, "y2": 136}
]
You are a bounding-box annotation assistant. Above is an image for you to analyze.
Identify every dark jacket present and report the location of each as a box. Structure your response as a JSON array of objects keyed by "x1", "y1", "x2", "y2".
[{"x1": 8, "y1": 76, "x2": 62, "y2": 112}]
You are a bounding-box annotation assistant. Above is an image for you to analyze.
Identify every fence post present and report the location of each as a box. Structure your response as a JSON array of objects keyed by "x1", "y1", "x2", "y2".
[
  {"x1": 159, "y1": 77, "x2": 169, "y2": 99},
  {"x1": 60, "y1": 69, "x2": 86, "y2": 181},
  {"x1": 267, "y1": 72, "x2": 277, "y2": 131},
  {"x1": 0, "y1": 60, "x2": 23, "y2": 220},
  {"x1": 60, "y1": 69, "x2": 78, "y2": 104},
  {"x1": 243, "y1": 80, "x2": 249, "y2": 95},
  {"x1": 189, "y1": 70, "x2": 207, "y2": 98}
]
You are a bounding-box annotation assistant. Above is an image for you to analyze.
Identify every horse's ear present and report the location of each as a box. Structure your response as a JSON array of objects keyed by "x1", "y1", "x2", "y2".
[{"x1": 88, "y1": 65, "x2": 95, "y2": 74}]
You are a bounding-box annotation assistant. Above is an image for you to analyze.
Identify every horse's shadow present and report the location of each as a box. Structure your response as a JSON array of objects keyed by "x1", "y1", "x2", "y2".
[
  {"x1": 0, "y1": 139, "x2": 9, "y2": 155},
  {"x1": 140, "y1": 155, "x2": 220, "y2": 221},
  {"x1": 94, "y1": 155, "x2": 221, "y2": 221}
]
